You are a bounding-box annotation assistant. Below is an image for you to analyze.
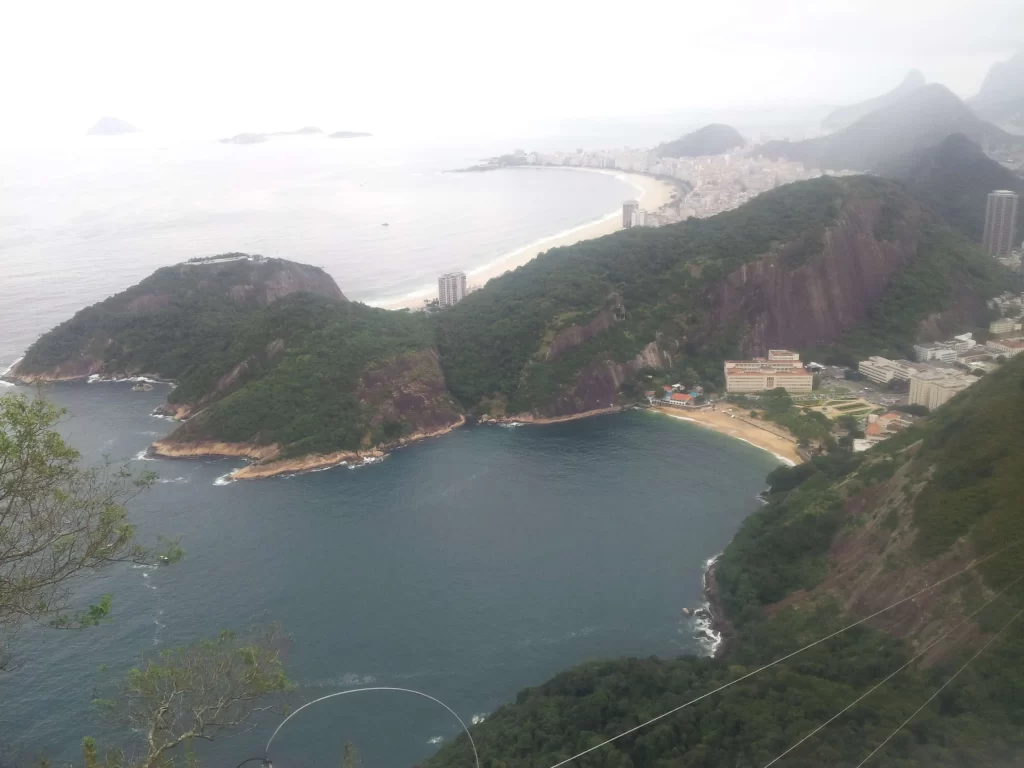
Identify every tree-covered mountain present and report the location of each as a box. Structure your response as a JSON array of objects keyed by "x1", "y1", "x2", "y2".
[
  {"x1": 822, "y1": 69, "x2": 927, "y2": 133},
  {"x1": 10, "y1": 176, "x2": 1012, "y2": 471},
  {"x1": 436, "y1": 175, "x2": 1008, "y2": 417},
  {"x1": 759, "y1": 84, "x2": 1023, "y2": 171},
  {"x1": 426, "y1": 355, "x2": 1024, "y2": 768},
  {"x1": 8, "y1": 255, "x2": 461, "y2": 476},
  {"x1": 655, "y1": 123, "x2": 745, "y2": 158},
  {"x1": 969, "y1": 51, "x2": 1024, "y2": 135},
  {"x1": 879, "y1": 133, "x2": 1024, "y2": 242}
]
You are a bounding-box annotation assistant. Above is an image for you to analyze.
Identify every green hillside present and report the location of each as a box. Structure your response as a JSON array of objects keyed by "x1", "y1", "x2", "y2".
[
  {"x1": 437, "y1": 175, "x2": 1007, "y2": 416},
  {"x1": 879, "y1": 133, "x2": 1024, "y2": 242},
  {"x1": 655, "y1": 123, "x2": 746, "y2": 158},
  {"x1": 426, "y1": 357, "x2": 1024, "y2": 768}
]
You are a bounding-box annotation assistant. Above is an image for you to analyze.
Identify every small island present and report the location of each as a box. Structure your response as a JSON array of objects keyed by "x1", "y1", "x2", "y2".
[
  {"x1": 87, "y1": 116, "x2": 140, "y2": 136},
  {"x1": 329, "y1": 131, "x2": 372, "y2": 139},
  {"x1": 219, "y1": 133, "x2": 269, "y2": 145}
]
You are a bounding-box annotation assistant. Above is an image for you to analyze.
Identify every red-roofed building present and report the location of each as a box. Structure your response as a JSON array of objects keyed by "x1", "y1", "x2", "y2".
[{"x1": 670, "y1": 392, "x2": 693, "y2": 403}]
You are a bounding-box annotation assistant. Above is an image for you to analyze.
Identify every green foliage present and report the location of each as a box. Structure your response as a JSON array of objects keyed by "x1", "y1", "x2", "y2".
[
  {"x1": 811, "y1": 223, "x2": 1013, "y2": 365},
  {"x1": 437, "y1": 178, "x2": 847, "y2": 412},
  {"x1": 0, "y1": 393, "x2": 158, "y2": 663},
  {"x1": 17, "y1": 257, "x2": 446, "y2": 457}
]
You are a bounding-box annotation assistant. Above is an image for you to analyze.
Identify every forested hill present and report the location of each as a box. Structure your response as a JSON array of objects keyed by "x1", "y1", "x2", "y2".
[
  {"x1": 9, "y1": 255, "x2": 462, "y2": 470},
  {"x1": 426, "y1": 356, "x2": 1024, "y2": 768},
  {"x1": 879, "y1": 133, "x2": 1024, "y2": 242},
  {"x1": 759, "y1": 84, "x2": 1023, "y2": 171},
  {"x1": 436, "y1": 175, "x2": 1007, "y2": 418},
  {"x1": 654, "y1": 123, "x2": 745, "y2": 158}
]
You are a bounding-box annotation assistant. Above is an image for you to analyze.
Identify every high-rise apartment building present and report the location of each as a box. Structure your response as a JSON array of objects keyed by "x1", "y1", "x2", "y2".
[
  {"x1": 438, "y1": 271, "x2": 467, "y2": 307},
  {"x1": 622, "y1": 200, "x2": 639, "y2": 228},
  {"x1": 982, "y1": 190, "x2": 1019, "y2": 258}
]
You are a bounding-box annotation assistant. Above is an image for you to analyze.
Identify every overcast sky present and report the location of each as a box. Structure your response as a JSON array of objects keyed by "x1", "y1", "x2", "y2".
[{"x1": 2, "y1": 0, "x2": 1020, "y2": 140}]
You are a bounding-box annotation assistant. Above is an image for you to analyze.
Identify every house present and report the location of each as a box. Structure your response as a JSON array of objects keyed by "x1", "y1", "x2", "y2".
[{"x1": 670, "y1": 392, "x2": 694, "y2": 404}]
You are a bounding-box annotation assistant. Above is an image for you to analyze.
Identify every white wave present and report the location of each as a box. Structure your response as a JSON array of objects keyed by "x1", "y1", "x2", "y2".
[
  {"x1": 427, "y1": 736, "x2": 444, "y2": 745},
  {"x1": 213, "y1": 472, "x2": 236, "y2": 486},
  {"x1": 151, "y1": 411, "x2": 178, "y2": 421},
  {"x1": 500, "y1": 421, "x2": 524, "y2": 428},
  {"x1": 0, "y1": 380, "x2": 14, "y2": 387},
  {"x1": 133, "y1": 449, "x2": 157, "y2": 462},
  {"x1": 132, "y1": 564, "x2": 157, "y2": 570},
  {"x1": 471, "y1": 713, "x2": 488, "y2": 725},
  {"x1": 691, "y1": 601, "x2": 722, "y2": 657},
  {"x1": 88, "y1": 373, "x2": 172, "y2": 386},
  {"x1": 1, "y1": 356, "x2": 24, "y2": 377},
  {"x1": 156, "y1": 476, "x2": 190, "y2": 484}
]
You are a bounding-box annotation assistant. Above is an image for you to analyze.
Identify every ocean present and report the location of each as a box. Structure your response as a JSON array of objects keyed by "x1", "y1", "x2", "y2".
[
  {"x1": 0, "y1": 134, "x2": 641, "y2": 370},
  {"x1": 0, "y1": 137, "x2": 780, "y2": 765}
]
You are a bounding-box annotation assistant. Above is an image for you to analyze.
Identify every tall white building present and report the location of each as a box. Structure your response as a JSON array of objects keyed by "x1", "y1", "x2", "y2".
[
  {"x1": 622, "y1": 200, "x2": 639, "y2": 228},
  {"x1": 438, "y1": 271, "x2": 468, "y2": 307},
  {"x1": 982, "y1": 190, "x2": 1019, "y2": 258},
  {"x1": 908, "y1": 370, "x2": 977, "y2": 410}
]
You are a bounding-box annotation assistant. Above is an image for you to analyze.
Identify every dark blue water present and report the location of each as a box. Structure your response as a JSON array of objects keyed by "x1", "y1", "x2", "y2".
[{"x1": 0, "y1": 381, "x2": 778, "y2": 766}]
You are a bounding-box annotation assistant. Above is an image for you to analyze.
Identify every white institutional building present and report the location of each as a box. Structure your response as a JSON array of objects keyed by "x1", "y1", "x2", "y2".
[
  {"x1": 724, "y1": 350, "x2": 813, "y2": 394},
  {"x1": 437, "y1": 271, "x2": 468, "y2": 307}
]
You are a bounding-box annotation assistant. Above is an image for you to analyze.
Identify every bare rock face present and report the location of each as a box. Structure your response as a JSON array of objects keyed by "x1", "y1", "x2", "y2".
[
  {"x1": 701, "y1": 197, "x2": 923, "y2": 355},
  {"x1": 357, "y1": 348, "x2": 464, "y2": 437}
]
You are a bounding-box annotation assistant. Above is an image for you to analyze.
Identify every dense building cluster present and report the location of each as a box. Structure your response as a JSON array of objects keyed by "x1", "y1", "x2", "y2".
[{"x1": 523, "y1": 148, "x2": 857, "y2": 222}]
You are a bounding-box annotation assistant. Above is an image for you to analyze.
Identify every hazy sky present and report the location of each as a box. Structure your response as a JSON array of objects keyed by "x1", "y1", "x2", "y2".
[{"x1": 2, "y1": 0, "x2": 1020, "y2": 140}]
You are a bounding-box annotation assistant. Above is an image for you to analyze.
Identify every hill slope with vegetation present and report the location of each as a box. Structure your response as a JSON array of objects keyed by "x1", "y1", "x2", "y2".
[
  {"x1": 427, "y1": 356, "x2": 1024, "y2": 768},
  {"x1": 879, "y1": 133, "x2": 1024, "y2": 242},
  {"x1": 760, "y1": 84, "x2": 1023, "y2": 171},
  {"x1": 436, "y1": 175, "x2": 1007, "y2": 418},
  {"x1": 655, "y1": 123, "x2": 745, "y2": 158},
  {"x1": 9, "y1": 255, "x2": 461, "y2": 474}
]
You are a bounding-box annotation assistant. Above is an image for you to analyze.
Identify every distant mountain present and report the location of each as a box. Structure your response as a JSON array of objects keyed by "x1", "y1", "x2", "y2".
[
  {"x1": 268, "y1": 126, "x2": 323, "y2": 136},
  {"x1": 329, "y1": 130, "x2": 372, "y2": 139},
  {"x1": 86, "y1": 116, "x2": 139, "y2": 136},
  {"x1": 969, "y1": 51, "x2": 1024, "y2": 134},
  {"x1": 758, "y1": 84, "x2": 1023, "y2": 171},
  {"x1": 822, "y1": 69, "x2": 926, "y2": 132},
  {"x1": 879, "y1": 133, "x2": 1024, "y2": 241},
  {"x1": 219, "y1": 133, "x2": 268, "y2": 145},
  {"x1": 655, "y1": 124, "x2": 745, "y2": 158}
]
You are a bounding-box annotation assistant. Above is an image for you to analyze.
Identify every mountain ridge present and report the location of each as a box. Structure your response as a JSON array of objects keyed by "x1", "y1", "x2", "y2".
[{"x1": 822, "y1": 69, "x2": 927, "y2": 133}]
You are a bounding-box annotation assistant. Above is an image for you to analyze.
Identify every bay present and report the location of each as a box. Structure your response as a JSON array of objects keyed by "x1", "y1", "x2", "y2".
[{"x1": 0, "y1": 381, "x2": 778, "y2": 765}]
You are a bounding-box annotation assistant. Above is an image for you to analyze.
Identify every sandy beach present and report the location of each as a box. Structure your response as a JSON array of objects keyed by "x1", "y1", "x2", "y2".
[
  {"x1": 376, "y1": 169, "x2": 676, "y2": 310},
  {"x1": 653, "y1": 405, "x2": 804, "y2": 465}
]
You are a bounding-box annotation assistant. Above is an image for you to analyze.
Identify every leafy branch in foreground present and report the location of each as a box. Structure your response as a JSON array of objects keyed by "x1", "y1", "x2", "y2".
[
  {"x1": 0, "y1": 393, "x2": 178, "y2": 668},
  {"x1": 91, "y1": 626, "x2": 291, "y2": 768}
]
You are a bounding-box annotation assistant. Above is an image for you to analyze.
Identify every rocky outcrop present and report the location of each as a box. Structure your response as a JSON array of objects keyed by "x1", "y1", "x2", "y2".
[
  {"x1": 540, "y1": 341, "x2": 671, "y2": 418},
  {"x1": 357, "y1": 348, "x2": 464, "y2": 436},
  {"x1": 544, "y1": 297, "x2": 625, "y2": 361},
  {"x1": 700, "y1": 197, "x2": 923, "y2": 355}
]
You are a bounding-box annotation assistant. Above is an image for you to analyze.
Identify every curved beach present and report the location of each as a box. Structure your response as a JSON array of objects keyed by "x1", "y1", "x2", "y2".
[{"x1": 377, "y1": 170, "x2": 674, "y2": 310}]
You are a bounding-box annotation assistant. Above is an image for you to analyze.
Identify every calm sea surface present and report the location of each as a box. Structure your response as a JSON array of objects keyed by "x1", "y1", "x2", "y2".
[{"x1": 0, "y1": 137, "x2": 779, "y2": 765}]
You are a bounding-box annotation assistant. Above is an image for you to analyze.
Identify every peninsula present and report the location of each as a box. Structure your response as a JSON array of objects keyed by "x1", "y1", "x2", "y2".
[{"x1": 8, "y1": 164, "x2": 1012, "y2": 479}]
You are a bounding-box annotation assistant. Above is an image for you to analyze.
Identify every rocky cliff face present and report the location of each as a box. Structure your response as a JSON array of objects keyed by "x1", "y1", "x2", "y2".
[
  {"x1": 539, "y1": 341, "x2": 672, "y2": 418},
  {"x1": 700, "y1": 196, "x2": 923, "y2": 355}
]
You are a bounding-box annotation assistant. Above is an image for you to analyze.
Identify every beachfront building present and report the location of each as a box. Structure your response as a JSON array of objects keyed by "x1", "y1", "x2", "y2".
[
  {"x1": 724, "y1": 350, "x2": 813, "y2": 394},
  {"x1": 909, "y1": 370, "x2": 978, "y2": 410},
  {"x1": 622, "y1": 200, "x2": 639, "y2": 228},
  {"x1": 438, "y1": 271, "x2": 468, "y2": 307}
]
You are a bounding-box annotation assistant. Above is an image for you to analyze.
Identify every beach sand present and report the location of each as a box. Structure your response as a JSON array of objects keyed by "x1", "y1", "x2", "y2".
[
  {"x1": 376, "y1": 170, "x2": 676, "y2": 310},
  {"x1": 653, "y1": 405, "x2": 804, "y2": 465}
]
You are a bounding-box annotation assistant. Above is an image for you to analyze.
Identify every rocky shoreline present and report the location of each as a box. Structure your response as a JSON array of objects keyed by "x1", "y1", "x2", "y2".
[
  {"x1": 701, "y1": 554, "x2": 733, "y2": 659},
  {"x1": 151, "y1": 415, "x2": 467, "y2": 481}
]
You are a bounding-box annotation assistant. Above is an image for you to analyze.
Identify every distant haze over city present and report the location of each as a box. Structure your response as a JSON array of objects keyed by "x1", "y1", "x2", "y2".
[{"x1": 1, "y1": 0, "x2": 1021, "y2": 143}]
